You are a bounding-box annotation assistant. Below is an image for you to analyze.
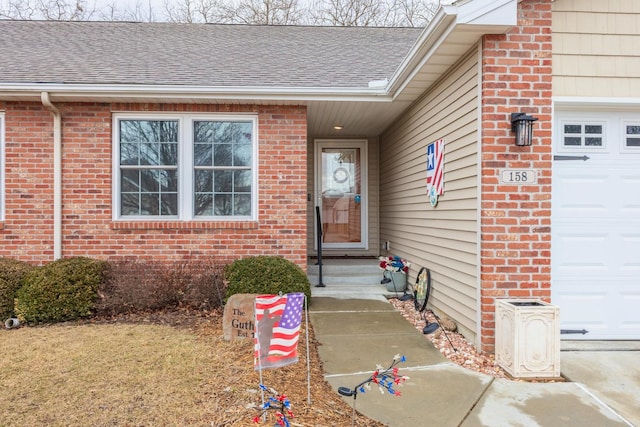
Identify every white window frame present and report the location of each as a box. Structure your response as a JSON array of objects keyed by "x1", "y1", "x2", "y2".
[
  {"x1": 558, "y1": 119, "x2": 607, "y2": 152},
  {"x1": 112, "y1": 113, "x2": 259, "y2": 221},
  {"x1": 622, "y1": 121, "x2": 640, "y2": 152},
  {"x1": 0, "y1": 112, "x2": 4, "y2": 221}
]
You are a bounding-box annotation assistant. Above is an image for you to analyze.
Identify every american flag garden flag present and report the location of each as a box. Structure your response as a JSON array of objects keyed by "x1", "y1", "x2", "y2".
[
  {"x1": 254, "y1": 292, "x2": 305, "y2": 370},
  {"x1": 426, "y1": 138, "x2": 445, "y2": 197}
]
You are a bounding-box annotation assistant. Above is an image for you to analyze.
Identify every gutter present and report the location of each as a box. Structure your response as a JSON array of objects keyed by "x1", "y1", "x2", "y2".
[
  {"x1": 40, "y1": 92, "x2": 62, "y2": 260},
  {"x1": 0, "y1": 83, "x2": 392, "y2": 104}
]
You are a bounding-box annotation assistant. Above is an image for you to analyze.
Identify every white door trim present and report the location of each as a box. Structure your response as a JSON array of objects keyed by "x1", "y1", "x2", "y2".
[{"x1": 314, "y1": 139, "x2": 368, "y2": 250}]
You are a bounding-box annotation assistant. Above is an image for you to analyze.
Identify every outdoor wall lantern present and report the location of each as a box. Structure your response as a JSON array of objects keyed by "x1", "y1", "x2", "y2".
[{"x1": 511, "y1": 112, "x2": 538, "y2": 146}]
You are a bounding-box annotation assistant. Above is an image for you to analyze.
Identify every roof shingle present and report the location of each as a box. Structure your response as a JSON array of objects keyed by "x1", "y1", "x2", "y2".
[{"x1": 0, "y1": 21, "x2": 422, "y2": 88}]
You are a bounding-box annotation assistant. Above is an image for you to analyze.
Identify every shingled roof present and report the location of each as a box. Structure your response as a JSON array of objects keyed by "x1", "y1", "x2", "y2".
[{"x1": 0, "y1": 20, "x2": 422, "y2": 88}]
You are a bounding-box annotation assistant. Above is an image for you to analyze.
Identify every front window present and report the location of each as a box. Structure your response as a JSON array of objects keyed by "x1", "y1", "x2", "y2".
[
  {"x1": 114, "y1": 114, "x2": 257, "y2": 220},
  {"x1": 193, "y1": 121, "x2": 253, "y2": 216},
  {"x1": 119, "y1": 120, "x2": 179, "y2": 216}
]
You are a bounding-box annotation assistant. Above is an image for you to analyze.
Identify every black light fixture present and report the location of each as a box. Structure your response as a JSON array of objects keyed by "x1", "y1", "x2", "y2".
[{"x1": 510, "y1": 112, "x2": 538, "y2": 146}]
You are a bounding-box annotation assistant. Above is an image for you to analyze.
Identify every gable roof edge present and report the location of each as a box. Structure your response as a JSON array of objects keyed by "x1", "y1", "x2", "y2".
[{"x1": 386, "y1": 0, "x2": 517, "y2": 101}]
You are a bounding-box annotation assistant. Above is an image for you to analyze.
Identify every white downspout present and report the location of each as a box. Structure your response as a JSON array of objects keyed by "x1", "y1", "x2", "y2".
[{"x1": 40, "y1": 92, "x2": 62, "y2": 260}]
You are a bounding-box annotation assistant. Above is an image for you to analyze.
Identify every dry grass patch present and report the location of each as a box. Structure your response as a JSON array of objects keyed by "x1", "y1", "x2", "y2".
[
  {"x1": 1, "y1": 323, "x2": 218, "y2": 426},
  {"x1": 0, "y1": 311, "x2": 382, "y2": 426}
]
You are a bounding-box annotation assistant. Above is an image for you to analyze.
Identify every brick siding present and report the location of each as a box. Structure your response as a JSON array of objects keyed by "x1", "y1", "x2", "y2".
[
  {"x1": 0, "y1": 102, "x2": 308, "y2": 271},
  {"x1": 479, "y1": 0, "x2": 553, "y2": 353}
]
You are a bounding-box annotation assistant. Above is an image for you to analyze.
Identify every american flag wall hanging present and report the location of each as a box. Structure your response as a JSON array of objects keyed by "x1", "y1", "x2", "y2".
[{"x1": 426, "y1": 138, "x2": 445, "y2": 207}]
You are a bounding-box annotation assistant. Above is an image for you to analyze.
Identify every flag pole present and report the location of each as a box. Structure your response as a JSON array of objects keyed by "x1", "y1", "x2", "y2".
[
  {"x1": 305, "y1": 294, "x2": 311, "y2": 404},
  {"x1": 254, "y1": 297, "x2": 266, "y2": 421}
]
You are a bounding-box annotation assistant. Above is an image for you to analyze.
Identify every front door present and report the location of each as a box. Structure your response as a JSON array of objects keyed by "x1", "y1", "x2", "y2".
[{"x1": 315, "y1": 140, "x2": 367, "y2": 249}]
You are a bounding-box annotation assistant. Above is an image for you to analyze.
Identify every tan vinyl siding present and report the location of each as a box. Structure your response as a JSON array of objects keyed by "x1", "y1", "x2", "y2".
[
  {"x1": 380, "y1": 46, "x2": 480, "y2": 341},
  {"x1": 367, "y1": 137, "x2": 380, "y2": 257},
  {"x1": 553, "y1": 0, "x2": 640, "y2": 97},
  {"x1": 306, "y1": 137, "x2": 380, "y2": 257}
]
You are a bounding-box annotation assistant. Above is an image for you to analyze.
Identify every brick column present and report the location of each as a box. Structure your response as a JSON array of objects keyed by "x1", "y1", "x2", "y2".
[{"x1": 479, "y1": 0, "x2": 553, "y2": 353}]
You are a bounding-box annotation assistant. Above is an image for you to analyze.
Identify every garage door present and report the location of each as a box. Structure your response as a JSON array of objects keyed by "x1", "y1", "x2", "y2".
[{"x1": 552, "y1": 110, "x2": 640, "y2": 339}]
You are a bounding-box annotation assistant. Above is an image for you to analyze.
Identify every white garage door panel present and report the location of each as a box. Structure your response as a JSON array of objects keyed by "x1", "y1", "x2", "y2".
[
  {"x1": 620, "y1": 290, "x2": 640, "y2": 333},
  {"x1": 554, "y1": 232, "x2": 608, "y2": 272},
  {"x1": 554, "y1": 165, "x2": 640, "y2": 219},
  {"x1": 621, "y1": 233, "x2": 640, "y2": 274},
  {"x1": 554, "y1": 280, "x2": 640, "y2": 339},
  {"x1": 553, "y1": 170, "x2": 609, "y2": 215},
  {"x1": 619, "y1": 171, "x2": 640, "y2": 215},
  {"x1": 552, "y1": 110, "x2": 640, "y2": 340},
  {"x1": 553, "y1": 226, "x2": 640, "y2": 339},
  {"x1": 553, "y1": 227, "x2": 640, "y2": 339},
  {"x1": 554, "y1": 225, "x2": 639, "y2": 276},
  {"x1": 553, "y1": 284, "x2": 608, "y2": 328}
]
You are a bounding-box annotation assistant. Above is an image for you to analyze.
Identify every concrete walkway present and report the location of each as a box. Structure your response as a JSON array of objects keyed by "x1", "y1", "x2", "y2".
[
  {"x1": 309, "y1": 297, "x2": 636, "y2": 427},
  {"x1": 560, "y1": 346, "x2": 640, "y2": 426}
]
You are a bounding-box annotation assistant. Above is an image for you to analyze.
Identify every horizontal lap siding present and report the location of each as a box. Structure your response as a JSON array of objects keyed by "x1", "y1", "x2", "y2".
[
  {"x1": 553, "y1": 0, "x2": 640, "y2": 96},
  {"x1": 380, "y1": 48, "x2": 480, "y2": 341},
  {"x1": 0, "y1": 102, "x2": 308, "y2": 270},
  {"x1": 367, "y1": 138, "x2": 380, "y2": 256}
]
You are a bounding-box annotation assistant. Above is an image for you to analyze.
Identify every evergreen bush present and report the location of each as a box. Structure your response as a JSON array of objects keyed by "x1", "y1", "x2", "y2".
[
  {"x1": 224, "y1": 256, "x2": 311, "y2": 303},
  {"x1": 15, "y1": 257, "x2": 107, "y2": 324},
  {"x1": 0, "y1": 258, "x2": 35, "y2": 320}
]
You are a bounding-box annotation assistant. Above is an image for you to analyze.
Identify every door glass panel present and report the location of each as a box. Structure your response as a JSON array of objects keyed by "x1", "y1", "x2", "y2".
[{"x1": 320, "y1": 147, "x2": 361, "y2": 244}]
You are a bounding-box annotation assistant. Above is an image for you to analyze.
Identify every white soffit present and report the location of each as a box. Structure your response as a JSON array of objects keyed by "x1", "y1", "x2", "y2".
[
  {"x1": 455, "y1": 0, "x2": 518, "y2": 26},
  {"x1": 389, "y1": 0, "x2": 517, "y2": 103}
]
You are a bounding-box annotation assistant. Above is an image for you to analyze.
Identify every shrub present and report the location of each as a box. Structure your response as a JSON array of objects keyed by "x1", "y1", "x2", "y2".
[
  {"x1": 15, "y1": 257, "x2": 108, "y2": 324},
  {"x1": 0, "y1": 258, "x2": 35, "y2": 320},
  {"x1": 97, "y1": 258, "x2": 227, "y2": 315},
  {"x1": 224, "y1": 256, "x2": 311, "y2": 303}
]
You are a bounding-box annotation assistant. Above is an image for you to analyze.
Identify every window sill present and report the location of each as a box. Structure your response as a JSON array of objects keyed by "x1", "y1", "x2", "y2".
[{"x1": 110, "y1": 220, "x2": 259, "y2": 230}]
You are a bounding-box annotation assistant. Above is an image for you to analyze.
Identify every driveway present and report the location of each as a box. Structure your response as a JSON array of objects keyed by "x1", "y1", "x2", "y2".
[{"x1": 561, "y1": 341, "x2": 640, "y2": 426}]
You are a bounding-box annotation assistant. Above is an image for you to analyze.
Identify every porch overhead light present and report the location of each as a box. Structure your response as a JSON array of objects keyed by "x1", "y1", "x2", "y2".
[
  {"x1": 510, "y1": 112, "x2": 538, "y2": 146},
  {"x1": 333, "y1": 125, "x2": 344, "y2": 130},
  {"x1": 368, "y1": 78, "x2": 388, "y2": 88}
]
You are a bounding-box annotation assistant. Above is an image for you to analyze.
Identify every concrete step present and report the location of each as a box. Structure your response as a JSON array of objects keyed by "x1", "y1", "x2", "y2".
[
  {"x1": 307, "y1": 272, "x2": 383, "y2": 286},
  {"x1": 306, "y1": 258, "x2": 402, "y2": 301},
  {"x1": 307, "y1": 258, "x2": 383, "y2": 286}
]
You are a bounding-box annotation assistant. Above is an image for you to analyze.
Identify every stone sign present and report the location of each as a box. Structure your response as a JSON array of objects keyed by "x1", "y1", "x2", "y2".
[{"x1": 223, "y1": 293, "x2": 257, "y2": 341}]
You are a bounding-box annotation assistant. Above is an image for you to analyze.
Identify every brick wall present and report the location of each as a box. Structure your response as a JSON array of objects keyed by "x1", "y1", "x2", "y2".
[
  {"x1": 1, "y1": 102, "x2": 57, "y2": 260},
  {"x1": 479, "y1": 0, "x2": 553, "y2": 353},
  {"x1": 0, "y1": 102, "x2": 308, "y2": 271}
]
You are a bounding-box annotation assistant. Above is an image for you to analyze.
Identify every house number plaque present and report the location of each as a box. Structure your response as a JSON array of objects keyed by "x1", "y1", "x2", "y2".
[{"x1": 500, "y1": 169, "x2": 537, "y2": 184}]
